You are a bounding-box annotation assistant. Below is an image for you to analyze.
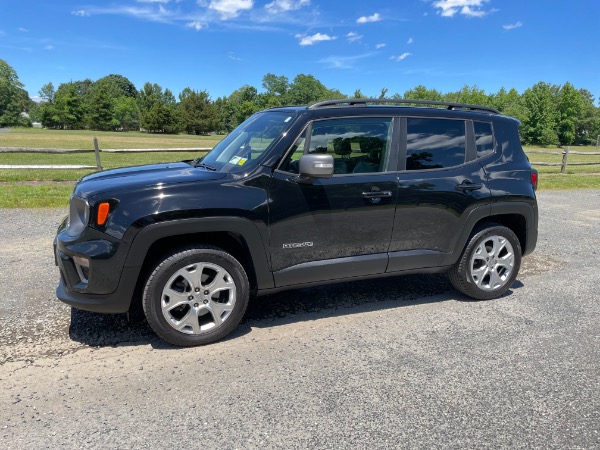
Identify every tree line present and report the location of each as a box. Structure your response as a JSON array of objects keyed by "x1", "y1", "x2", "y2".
[{"x1": 1, "y1": 58, "x2": 599, "y2": 147}]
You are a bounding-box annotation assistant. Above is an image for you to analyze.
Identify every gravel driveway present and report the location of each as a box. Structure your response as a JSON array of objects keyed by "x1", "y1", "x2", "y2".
[{"x1": 0, "y1": 190, "x2": 598, "y2": 449}]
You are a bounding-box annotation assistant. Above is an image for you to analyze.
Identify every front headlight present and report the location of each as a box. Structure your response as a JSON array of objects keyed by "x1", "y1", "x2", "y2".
[{"x1": 67, "y1": 196, "x2": 89, "y2": 237}]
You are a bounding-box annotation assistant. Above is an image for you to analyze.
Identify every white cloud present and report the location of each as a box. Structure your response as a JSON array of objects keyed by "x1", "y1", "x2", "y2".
[
  {"x1": 432, "y1": 0, "x2": 490, "y2": 18},
  {"x1": 44, "y1": 45, "x2": 54, "y2": 50},
  {"x1": 320, "y1": 52, "x2": 376, "y2": 69},
  {"x1": 407, "y1": 37, "x2": 413, "y2": 44},
  {"x1": 228, "y1": 52, "x2": 242, "y2": 60},
  {"x1": 137, "y1": 0, "x2": 171, "y2": 3},
  {"x1": 503, "y1": 21, "x2": 523, "y2": 30},
  {"x1": 209, "y1": 0, "x2": 253, "y2": 19},
  {"x1": 390, "y1": 52, "x2": 412, "y2": 61},
  {"x1": 376, "y1": 43, "x2": 386, "y2": 49},
  {"x1": 265, "y1": 0, "x2": 309, "y2": 14},
  {"x1": 357, "y1": 13, "x2": 381, "y2": 24},
  {"x1": 296, "y1": 32, "x2": 336, "y2": 46},
  {"x1": 186, "y1": 21, "x2": 203, "y2": 30},
  {"x1": 18, "y1": 27, "x2": 29, "y2": 32},
  {"x1": 346, "y1": 32, "x2": 362, "y2": 43},
  {"x1": 71, "y1": 10, "x2": 90, "y2": 17}
]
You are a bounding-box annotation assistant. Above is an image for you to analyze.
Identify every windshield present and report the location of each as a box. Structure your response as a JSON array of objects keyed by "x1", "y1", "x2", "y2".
[{"x1": 196, "y1": 111, "x2": 297, "y2": 173}]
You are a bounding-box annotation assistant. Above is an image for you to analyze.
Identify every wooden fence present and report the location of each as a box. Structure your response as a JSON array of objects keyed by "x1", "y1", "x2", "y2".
[
  {"x1": 525, "y1": 146, "x2": 600, "y2": 173},
  {"x1": 0, "y1": 137, "x2": 211, "y2": 170}
]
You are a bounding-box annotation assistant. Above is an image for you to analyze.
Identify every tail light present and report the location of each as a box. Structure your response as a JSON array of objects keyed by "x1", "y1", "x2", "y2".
[{"x1": 531, "y1": 169, "x2": 538, "y2": 191}]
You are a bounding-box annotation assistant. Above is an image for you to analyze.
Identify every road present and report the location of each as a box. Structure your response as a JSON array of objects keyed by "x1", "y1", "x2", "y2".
[{"x1": 0, "y1": 190, "x2": 599, "y2": 449}]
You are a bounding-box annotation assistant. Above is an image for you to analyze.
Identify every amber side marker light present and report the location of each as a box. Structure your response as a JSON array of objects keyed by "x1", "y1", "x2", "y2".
[{"x1": 97, "y1": 202, "x2": 110, "y2": 225}]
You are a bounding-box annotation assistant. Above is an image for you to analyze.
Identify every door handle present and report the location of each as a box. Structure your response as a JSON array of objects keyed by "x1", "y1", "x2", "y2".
[
  {"x1": 362, "y1": 190, "x2": 393, "y2": 198},
  {"x1": 456, "y1": 179, "x2": 483, "y2": 191}
]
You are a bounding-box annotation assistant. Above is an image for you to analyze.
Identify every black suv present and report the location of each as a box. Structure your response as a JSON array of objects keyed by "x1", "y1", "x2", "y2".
[{"x1": 55, "y1": 99, "x2": 538, "y2": 346}]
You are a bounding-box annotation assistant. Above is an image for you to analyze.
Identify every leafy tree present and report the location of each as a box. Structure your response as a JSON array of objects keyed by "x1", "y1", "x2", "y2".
[
  {"x1": 141, "y1": 102, "x2": 181, "y2": 134},
  {"x1": 0, "y1": 59, "x2": 30, "y2": 127},
  {"x1": 138, "y1": 82, "x2": 164, "y2": 117},
  {"x1": 401, "y1": 85, "x2": 443, "y2": 101},
  {"x1": 520, "y1": 82, "x2": 558, "y2": 146},
  {"x1": 95, "y1": 74, "x2": 137, "y2": 99},
  {"x1": 379, "y1": 88, "x2": 388, "y2": 99},
  {"x1": 53, "y1": 82, "x2": 83, "y2": 129},
  {"x1": 490, "y1": 87, "x2": 524, "y2": 119},
  {"x1": 575, "y1": 89, "x2": 600, "y2": 145},
  {"x1": 179, "y1": 88, "x2": 219, "y2": 135},
  {"x1": 287, "y1": 74, "x2": 330, "y2": 105},
  {"x1": 556, "y1": 82, "x2": 583, "y2": 145},
  {"x1": 262, "y1": 73, "x2": 288, "y2": 97},
  {"x1": 87, "y1": 85, "x2": 114, "y2": 131},
  {"x1": 38, "y1": 82, "x2": 55, "y2": 102},
  {"x1": 445, "y1": 85, "x2": 490, "y2": 106},
  {"x1": 112, "y1": 96, "x2": 140, "y2": 131},
  {"x1": 353, "y1": 89, "x2": 366, "y2": 98}
]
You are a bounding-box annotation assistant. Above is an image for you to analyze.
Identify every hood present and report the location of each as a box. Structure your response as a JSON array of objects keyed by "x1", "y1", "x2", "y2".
[{"x1": 74, "y1": 162, "x2": 227, "y2": 199}]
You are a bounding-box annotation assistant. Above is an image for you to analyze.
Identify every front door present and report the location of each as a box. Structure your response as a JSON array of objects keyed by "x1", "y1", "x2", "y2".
[{"x1": 268, "y1": 116, "x2": 398, "y2": 287}]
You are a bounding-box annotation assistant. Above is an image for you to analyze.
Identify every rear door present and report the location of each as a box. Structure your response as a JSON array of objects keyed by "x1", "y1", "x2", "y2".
[{"x1": 388, "y1": 116, "x2": 492, "y2": 272}]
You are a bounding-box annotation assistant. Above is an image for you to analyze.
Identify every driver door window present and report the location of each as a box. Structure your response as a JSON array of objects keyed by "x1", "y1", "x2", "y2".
[{"x1": 281, "y1": 117, "x2": 393, "y2": 174}]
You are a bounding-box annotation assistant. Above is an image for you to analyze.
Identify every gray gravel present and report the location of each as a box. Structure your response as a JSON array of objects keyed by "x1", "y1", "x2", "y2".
[{"x1": 0, "y1": 190, "x2": 599, "y2": 449}]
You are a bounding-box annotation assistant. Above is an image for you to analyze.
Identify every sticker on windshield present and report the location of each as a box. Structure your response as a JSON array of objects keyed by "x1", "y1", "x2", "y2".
[{"x1": 229, "y1": 156, "x2": 248, "y2": 166}]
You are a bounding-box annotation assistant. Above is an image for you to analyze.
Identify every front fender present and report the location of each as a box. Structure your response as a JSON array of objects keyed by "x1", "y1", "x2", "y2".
[{"x1": 123, "y1": 217, "x2": 274, "y2": 290}]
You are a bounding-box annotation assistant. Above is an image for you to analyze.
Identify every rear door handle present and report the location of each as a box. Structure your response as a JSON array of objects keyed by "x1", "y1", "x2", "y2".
[
  {"x1": 456, "y1": 179, "x2": 483, "y2": 191},
  {"x1": 362, "y1": 191, "x2": 393, "y2": 198}
]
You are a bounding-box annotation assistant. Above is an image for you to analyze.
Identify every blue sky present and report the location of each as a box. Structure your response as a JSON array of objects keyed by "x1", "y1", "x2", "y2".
[{"x1": 2, "y1": 0, "x2": 599, "y2": 102}]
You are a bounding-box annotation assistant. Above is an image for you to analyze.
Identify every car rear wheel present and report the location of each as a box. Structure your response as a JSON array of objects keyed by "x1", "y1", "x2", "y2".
[
  {"x1": 449, "y1": 225, "x2": 521, "y2": 300},
  {"x1": 143, "y1": 246, "x2": 249, "y2": 346}
]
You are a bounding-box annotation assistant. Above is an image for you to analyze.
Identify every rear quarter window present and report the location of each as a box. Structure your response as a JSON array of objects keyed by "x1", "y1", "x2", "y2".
[{"x1": 474, "y1": 121, "x2": 495, "y2": 159}]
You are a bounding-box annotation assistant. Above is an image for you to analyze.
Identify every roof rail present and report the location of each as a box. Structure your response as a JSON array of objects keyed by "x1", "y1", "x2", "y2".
[{"x1": 309, "y1": 98, "x2": 500, "y2": 114}]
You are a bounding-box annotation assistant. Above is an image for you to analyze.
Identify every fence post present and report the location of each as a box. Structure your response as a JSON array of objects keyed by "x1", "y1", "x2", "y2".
[
  {"x1": 560, "y1": 146, "x2": 570, "y2": 174},
  {"x1": 93, "y1": 137, "x2": 103, "y2": 170}
]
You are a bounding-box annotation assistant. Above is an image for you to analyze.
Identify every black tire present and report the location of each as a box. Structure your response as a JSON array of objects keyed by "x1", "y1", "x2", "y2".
[
  {"x1": 449, "y1": 225, "x2": 522, "y2": 300},
  {"x1": 143, "y1": 245, "x2": 249, "y2": 346}
]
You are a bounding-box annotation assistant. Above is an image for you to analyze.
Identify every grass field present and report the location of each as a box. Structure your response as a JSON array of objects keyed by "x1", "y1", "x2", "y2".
[
  {"x1": 0, "y1": 127, "x2": 222, "y2": 149},
  {"x1": 1, "y1": 128, "x2": 599, "y2": 207}
]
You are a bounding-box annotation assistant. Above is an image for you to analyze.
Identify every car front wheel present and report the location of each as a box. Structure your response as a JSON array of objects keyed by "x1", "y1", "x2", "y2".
[{"x1": 143, "y1": 246, "x2": 249, "y2": 346}]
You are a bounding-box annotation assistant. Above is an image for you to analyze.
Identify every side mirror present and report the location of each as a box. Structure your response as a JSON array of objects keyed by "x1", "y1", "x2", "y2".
[{"x1": 299, "y1": 154, "x2": 334, "y2": 178}]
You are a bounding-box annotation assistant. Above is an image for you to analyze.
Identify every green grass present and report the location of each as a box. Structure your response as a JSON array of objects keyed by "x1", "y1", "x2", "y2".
[
  {"x1": 0, "y1": 127, "x2": 223, "y2": 149},
  {"x1": 0, "y1": 183, "x2": 73, "y2": 208},
  {"x1": 538, "y1": 174, "x2": 600, "y2": 190}
]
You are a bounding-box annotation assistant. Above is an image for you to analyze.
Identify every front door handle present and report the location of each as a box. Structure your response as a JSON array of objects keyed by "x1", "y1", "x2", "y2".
[
  {"x1": 456, "y1": 179, "x2": 483, "y2": 191},
  {"x1": 362, "y1": 190, "x2": 393, "y2": 198}
]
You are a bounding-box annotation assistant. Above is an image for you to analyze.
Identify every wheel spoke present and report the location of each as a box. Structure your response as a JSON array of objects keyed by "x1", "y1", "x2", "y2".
[
  {"x1": 488, "y1": 268, "x2": 504, "y2": 289},
  {"x1": 205, "y1": 268, "x2": 235, "y2": 293},
  {"x1": 175, "y1": 309, "x2": 201, "y2": 334},
  {"x1": 208, "y1": 301, "x2": 234, "y2": 326},
  {"x1": 179, "y1": 263, "x2": 206, "y2": 291},
  {"x1": 162, "y1": 288, "x2": 191, "y2": 312},
  {"x1": 471, "y1": 265, "x2": 488, "y2": 286}
]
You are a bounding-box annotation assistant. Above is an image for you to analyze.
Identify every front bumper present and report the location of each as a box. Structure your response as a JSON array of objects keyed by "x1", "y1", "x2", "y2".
[{"x1": 54, "y1": 218, "x2": 138, "y2": 313}]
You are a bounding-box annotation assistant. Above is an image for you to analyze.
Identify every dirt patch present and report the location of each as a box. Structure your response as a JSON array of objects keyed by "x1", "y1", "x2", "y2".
[{"x1": 520, "y1": 253, "x2": 561, "y2": 278}]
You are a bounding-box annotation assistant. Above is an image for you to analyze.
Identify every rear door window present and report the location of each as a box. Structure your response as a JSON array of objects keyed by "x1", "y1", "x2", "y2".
[{"x1": 406, "y1": 118, "x2": 466, "y2": 170}]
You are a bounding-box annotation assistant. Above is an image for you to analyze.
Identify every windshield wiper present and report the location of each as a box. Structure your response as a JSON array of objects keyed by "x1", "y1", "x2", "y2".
[{"x1": 194, "y1": 162, "x2": 217, "y2": 171}]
